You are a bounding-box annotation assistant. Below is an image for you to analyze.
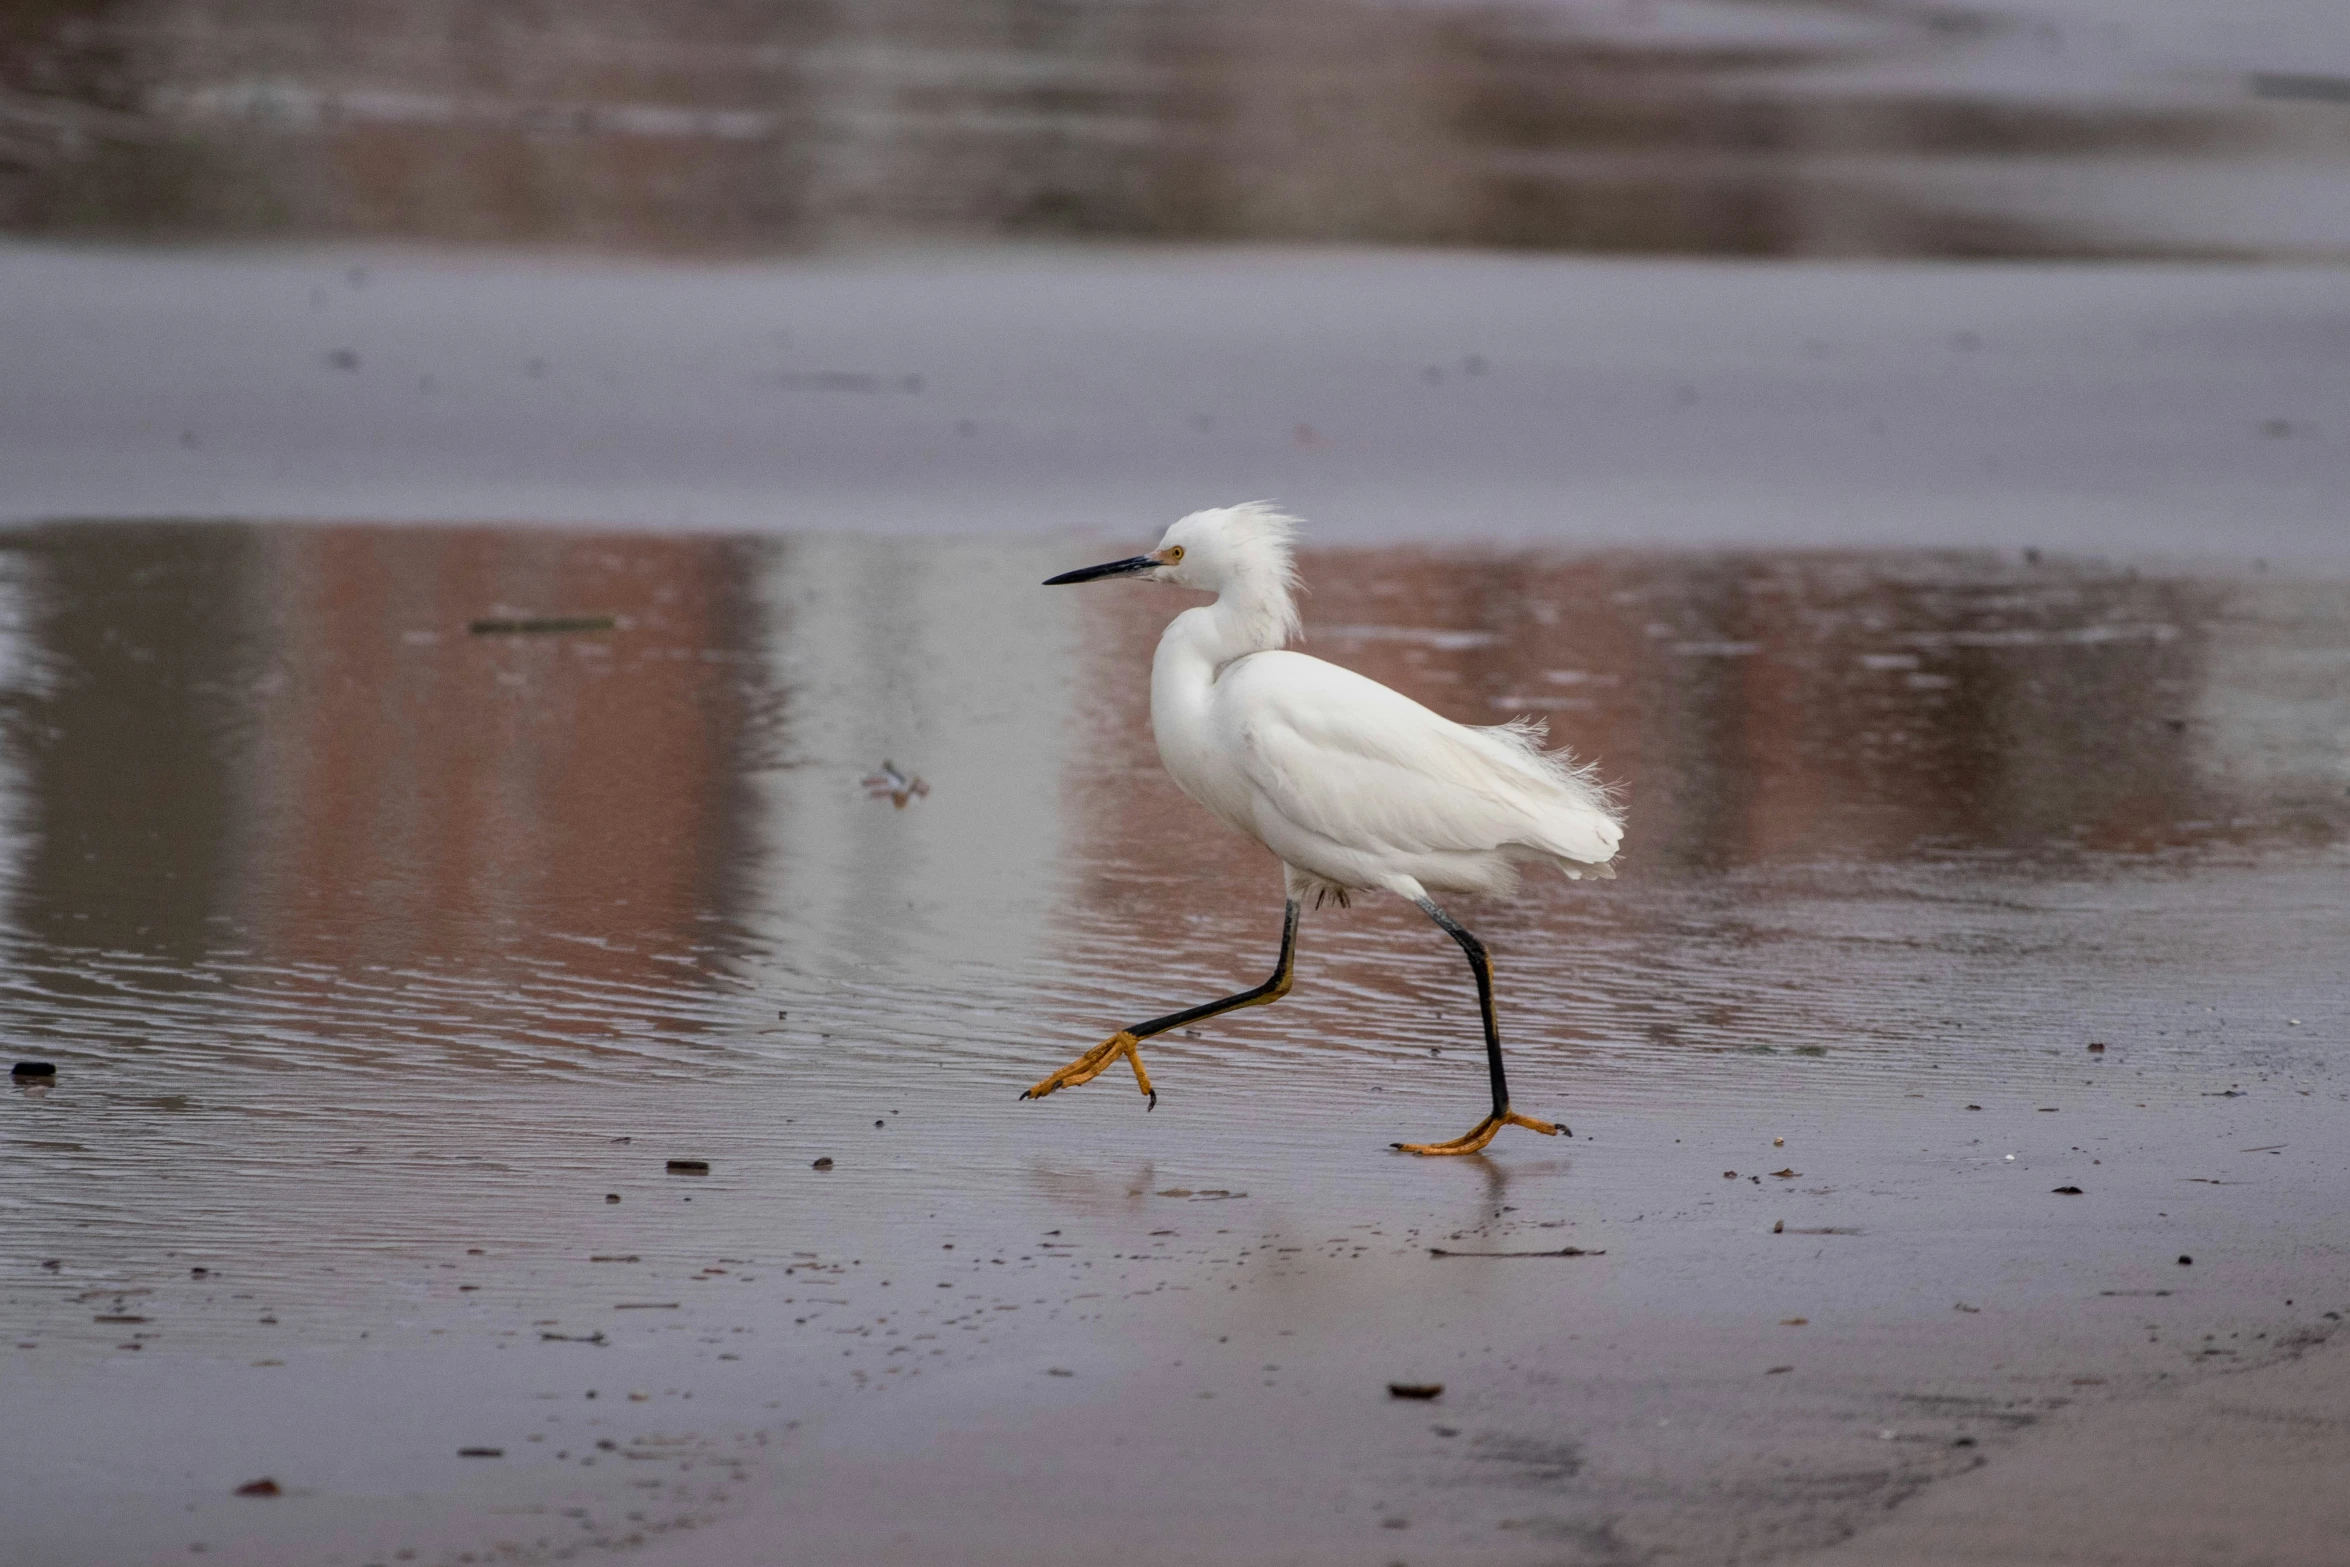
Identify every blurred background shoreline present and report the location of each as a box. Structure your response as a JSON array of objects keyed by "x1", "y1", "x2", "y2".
[{"x1": 6, "y1": 0, "x2": 2350, "y2": 262}]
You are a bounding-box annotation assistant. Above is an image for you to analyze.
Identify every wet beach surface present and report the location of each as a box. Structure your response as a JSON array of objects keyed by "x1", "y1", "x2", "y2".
[
  {"x1": 2, "y1": 521, "x2": 2347, "y2": 1564},
  {"x1": 6, "y1": 243, "x2": 2347, "y2": 559}
]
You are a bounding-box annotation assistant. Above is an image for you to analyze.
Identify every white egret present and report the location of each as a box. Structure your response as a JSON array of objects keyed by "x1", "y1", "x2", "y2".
[{"x1": 1024, "y1": 503, "x2": 1623, "y2": 1155}]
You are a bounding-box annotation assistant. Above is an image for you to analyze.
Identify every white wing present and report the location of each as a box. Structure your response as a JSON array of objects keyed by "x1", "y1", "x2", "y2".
[{"x1": 1214, "y1": 652, "x2": 1622, "y2": 870}]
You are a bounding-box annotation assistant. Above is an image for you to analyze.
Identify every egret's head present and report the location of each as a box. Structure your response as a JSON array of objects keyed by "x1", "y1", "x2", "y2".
[{"x1": 1044, "y1": 502, "x2": 1300, "y2": 597}]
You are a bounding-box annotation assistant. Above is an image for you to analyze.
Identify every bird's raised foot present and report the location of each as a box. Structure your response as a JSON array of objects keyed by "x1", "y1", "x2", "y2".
[
  {"x1": 1020, "y1": 1030, "x2": 1158, "y2": 1110},
  {"x1": 1393, "y1": 1107, "x2": 1564, "y2": 1157}
]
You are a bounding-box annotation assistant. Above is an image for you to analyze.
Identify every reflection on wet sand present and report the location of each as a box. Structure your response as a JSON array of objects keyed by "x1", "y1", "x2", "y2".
[
  {"x1": 0, "y1": 525, "x2": 2337, "y2": 1072},
  {"x1": 244, "y1": 528, "x2": 761, "y2": 1002},
  {"x1": 0, "y1": 523, "x2": 767, "y2": 1065}
]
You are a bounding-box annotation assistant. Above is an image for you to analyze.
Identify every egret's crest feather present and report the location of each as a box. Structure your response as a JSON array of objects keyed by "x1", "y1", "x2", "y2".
[{"x1": 1160, "y1": 501, "x2": 1305, "y2": 652}]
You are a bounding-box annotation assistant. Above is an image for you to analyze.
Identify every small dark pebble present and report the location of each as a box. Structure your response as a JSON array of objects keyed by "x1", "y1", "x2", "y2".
[
  {"x1": 2179, "y1": 1255, "x2": 2194, "y2": 1266},
  {"x1": 235, "y1": 1478, "x2": 280, "y2": 1497},
  {"x1": 605, "y1": 1194, "x2": 621, "y2": 1203},
  {"x1": 2087, "y1": 1042, "x2": 2106, "y2": 1053},
  {"x1": 665, "y1": 1160, "x2": 709, "y2": 1175},
  {"x1": 458, "y1": 1447, "x2": 505, "y2": 1458},
  {"x1": 1953, "y1": 1437, "x2": 1977, "y2": 1448},
  {"x1": 1388, "y1": 1383, "x2": 1444, "y2": 1400},
  {"x1": 2052, "y1": 1186, "x2": 2084, "y2": 1195},
  {"x1": 11, "y1": 1061, "x2": 56, "y2": 1078},
  {"x1": 812, "y1": 1157, "x2": 834, "y2": 1170}
]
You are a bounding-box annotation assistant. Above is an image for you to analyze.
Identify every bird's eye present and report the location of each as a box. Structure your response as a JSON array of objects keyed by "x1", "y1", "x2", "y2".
[{"x1": 1167, "y1": 546, "x2": 1185, "y2": 562}]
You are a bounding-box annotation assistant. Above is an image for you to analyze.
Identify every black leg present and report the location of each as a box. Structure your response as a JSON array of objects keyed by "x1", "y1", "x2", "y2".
[
  {"x1": 1415, "y1": 896, "x2": 1510, "y2": 1117},
  {"x1": 1022, "y1": 901, "x2": 1300, "y2": 1108},
  {"x1": 1394, "y1": 899, "x2": 1567, "y2": 1154},
  {"x1": 1126, "y1": 899, "x2": 1300, "y2": 1046}
]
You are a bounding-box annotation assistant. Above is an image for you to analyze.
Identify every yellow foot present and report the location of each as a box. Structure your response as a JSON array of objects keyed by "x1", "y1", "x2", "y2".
[
  {"x1": 1021, "y1": 1030, "x2": 1157, "y2": 1109},
  {"x1": 1393, "y1": 1107, "x2": 1563, "y2": 1156}
]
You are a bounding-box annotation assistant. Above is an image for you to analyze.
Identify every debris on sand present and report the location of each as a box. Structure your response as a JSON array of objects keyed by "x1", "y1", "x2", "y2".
[
  {"x1": 468, "y1": 614, "x2": 616, "y2": 635},
  {"x1": 457, "y1": 1447, "x2": 504, "y2": 1458},
  {"x1": 812, "y1": 1157, "x2": 834, "y2": 1170},
  {"x1": 11, "y1": 1061, "x2": 56, "y2": 1078},
  {"x1": 666, "y1": 1159, "x2": 710, "y2": 1175},
  {"x1": 235, "y1": 1478, "x2": 281, "y2": 1496},
  {"x1": 862, "y1": 761, "x2": 931, "y2": 809},
  {"x1": 1388, "y1": 1383, "x2": 1443, "y2": 1400},
  {"x1": 539, "y1": 1330, "x2": 606, "y2": 1344},
  {"x1": 1428, "y1": 1247, "x2": 1602, "y2": 1258},
  {"x1": 2053, "y1": 1186, "x2": 2084, "y2": 1195}
]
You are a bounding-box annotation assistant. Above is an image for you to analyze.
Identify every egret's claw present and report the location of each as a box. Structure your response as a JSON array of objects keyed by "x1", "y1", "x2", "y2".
[
  {"x1": 1022, "y1": 1030, "x2": 1156, "y2": 1107},
  {"x1": 1394, "y1": 1107, "x2": 1562, "y2": 1156}
]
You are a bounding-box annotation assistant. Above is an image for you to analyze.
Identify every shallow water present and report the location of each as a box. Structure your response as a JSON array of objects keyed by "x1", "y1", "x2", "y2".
[{"x1": 2, "y1": 521, "x2": 2347, "y2": 1564}]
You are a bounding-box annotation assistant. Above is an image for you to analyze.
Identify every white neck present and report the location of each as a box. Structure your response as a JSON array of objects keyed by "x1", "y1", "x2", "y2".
[
  {"x1": 1164, "y1": 567, "x2": 1296, "y2": 671},
  {"x1": 1149, "y1": 570, "x2": 1294, "y2": 789}
]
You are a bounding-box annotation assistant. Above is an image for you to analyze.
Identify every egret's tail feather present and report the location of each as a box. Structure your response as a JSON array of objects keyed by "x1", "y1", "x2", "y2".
[
  {"x1": 1467, "y1": 715, "x2": 1625, "y2": 874},
  {"x1": 1480, "y1": 716, "x2": 1624, "y2": 822}
]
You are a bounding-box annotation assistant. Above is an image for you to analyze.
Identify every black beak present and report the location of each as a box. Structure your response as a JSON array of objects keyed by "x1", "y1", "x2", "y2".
[{"x1": 1043, "y1": 554, "x2": 1158, "y2": 586}]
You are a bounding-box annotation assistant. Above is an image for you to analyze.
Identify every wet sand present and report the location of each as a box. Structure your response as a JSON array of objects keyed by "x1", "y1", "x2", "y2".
[
  {"x1": 0, "y1": 510, "x2": 2345, "y2": 1563},
  {"x1": 4, "y1": 243, "x2": 2348, "y2": 562}
]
